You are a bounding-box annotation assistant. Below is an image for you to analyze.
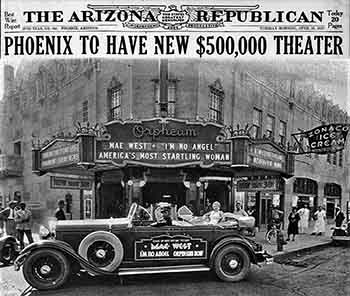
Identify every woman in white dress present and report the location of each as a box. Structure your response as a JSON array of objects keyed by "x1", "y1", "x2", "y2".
[
  {"x1": 297, "y1": 204, "x2": 310, "y2": 234},
  {"x1": 203, "y1": 201, "x2": 224, "y2": 224},
  {"x1": 312, "y1": 206, "x2": 326, "y2": 235}
]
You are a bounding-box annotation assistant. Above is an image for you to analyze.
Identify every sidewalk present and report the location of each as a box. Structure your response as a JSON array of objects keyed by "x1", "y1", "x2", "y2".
[{"x1": 255, "y1": 223, "x2": 333, "y2": 261}]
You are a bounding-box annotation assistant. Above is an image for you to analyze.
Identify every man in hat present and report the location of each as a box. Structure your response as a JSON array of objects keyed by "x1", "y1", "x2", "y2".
[
  {"x1": 151, "y1": 203, "x2": 173, "y2": 227},
  {"x1": 234, "y1": 201, "x2": 248, "y2": 216},
  {"x1": 15, "y1": 202, "x2": 34, "y2": 249},
  {"x1": 0, "y1": 201, "x2": 18, "y2": 236},
  {"x1": 55, "y1": 200, "x2": 66, "y2": 221}
]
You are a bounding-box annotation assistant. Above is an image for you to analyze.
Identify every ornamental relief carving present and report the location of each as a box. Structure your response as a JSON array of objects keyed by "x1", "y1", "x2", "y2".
[
  {"x1": 209, "y1": 78, "x2": 224, "y2": 93},
  {"x1": 296, "y1": 90, "x2": 303, "y2": 104},
  {"x1": 46, "y1": 70, "x2": 56, "y2": 93},
  {"x1": 68, "y1": 59, "x2": 81, "y2": 75},
  {"x1": 55, "y1": 61, "x2": 67, "y2": 84},
  {"x1": 36, "y1": 66, "x2": 48, "y2": 98},
  {"x1": 327, "y1": 109, "x2": 334, "y2": 122},
  {"x1": 314, "y1": 101, "x2": 321, "y2": 114},
  {"x1": 109, "y1": 76, "x2": 122, "y2": 89},
  {"x1": 21, "y1": 59, "x2": 92, "y2": 104}
]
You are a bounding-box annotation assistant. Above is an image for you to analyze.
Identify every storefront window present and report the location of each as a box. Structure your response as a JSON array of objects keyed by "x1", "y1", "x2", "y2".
[
  {"x1": 324, "y1": 183, "x2": 341, "y2": 196},
  {"x1": 14, "y1": 141, "x2": 21, "y2": 155},
  {"x1": 293, "y1": 178, "x2": 318, "y2": 211},
  {"x1": 324, "y1": 183, "x2": 341, "y2": 219},
  {"x1": 266, "y1": 115, "x2": 275, "y2": 138},
  {"x1": 252, "y1": 108, "x2": 262, "y2": 138},
  {"x1": 279, "y1": 120, "x2": 287, "y2": 145},
  {"x1": 293, "y1": 178, "x2": 317, "y2": 195}
]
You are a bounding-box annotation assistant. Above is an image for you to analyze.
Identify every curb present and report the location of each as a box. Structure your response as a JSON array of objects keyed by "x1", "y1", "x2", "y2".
[{"x1": 272, "y1": 241, "x2": 332, "y2": 262}]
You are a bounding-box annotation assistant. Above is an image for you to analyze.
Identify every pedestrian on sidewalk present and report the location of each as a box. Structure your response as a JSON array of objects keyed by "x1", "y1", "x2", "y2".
[
  {"x1": 55, "y1": 200, "x2": 66, "y2": 221},
  {"x1": 297, "y1": 204, "x2": 310, "y2": 234},
  {"x1": 335, "y1": 207, "x2": 345, "y2": 227},
  {"x1": 287, "y1": 207, "x2": 300, "y2": 241},
  {"x1": 0, "y1": 201, "x2": 18, "y2": 236},
  {"x1": 269, "y1": 206, "x2": 283, "y2": 231},
  {"x1": 15, "y1": 202, "x2": 34, "y2": 250},
  {"x1": 312, "y1": 206, "x2": 326, "y2": 235}
]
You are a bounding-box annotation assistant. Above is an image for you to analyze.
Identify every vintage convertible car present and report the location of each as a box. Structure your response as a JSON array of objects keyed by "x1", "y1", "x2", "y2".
[{"x1": 14, "y1": 203, "x2": 272, "y2": 290}]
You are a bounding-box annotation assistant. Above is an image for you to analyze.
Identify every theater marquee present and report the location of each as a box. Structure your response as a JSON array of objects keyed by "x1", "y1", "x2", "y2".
[{"x1": 95, "y1": 119, "x2": 231, "y2": 167}]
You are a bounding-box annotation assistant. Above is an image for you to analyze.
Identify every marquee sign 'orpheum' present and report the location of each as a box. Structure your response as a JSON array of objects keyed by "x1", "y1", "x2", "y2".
[{"x1": 96, "y1": 119, "x2": 231, "y2": 167}]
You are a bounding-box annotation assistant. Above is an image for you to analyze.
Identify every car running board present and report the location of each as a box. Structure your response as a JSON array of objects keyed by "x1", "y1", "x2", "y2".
[
  {"x1": 118, "y1": 264, "x2": 211, "y2": 276},
  {"x1": 332, "y1": 236, "x2": 350, "y2": 241}
]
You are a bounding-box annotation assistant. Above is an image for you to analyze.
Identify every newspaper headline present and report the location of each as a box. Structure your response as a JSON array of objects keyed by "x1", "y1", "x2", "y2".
[{"x1": 1, "y1": 2, "x2": 348, "y2": 59}]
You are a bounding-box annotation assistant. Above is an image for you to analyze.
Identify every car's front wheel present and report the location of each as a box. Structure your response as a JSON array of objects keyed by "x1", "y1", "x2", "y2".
[
  {"x1": 214, "y1": 245, "x2": 251, "y2": 282},
  {"x1": 22, "y1": 249, "x2": 71, "y2": 290}
]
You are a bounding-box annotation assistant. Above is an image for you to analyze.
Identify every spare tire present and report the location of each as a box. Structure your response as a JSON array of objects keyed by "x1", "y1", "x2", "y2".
[{"x1": 78, "y1": 231, "x2": 124, "y2": 272}]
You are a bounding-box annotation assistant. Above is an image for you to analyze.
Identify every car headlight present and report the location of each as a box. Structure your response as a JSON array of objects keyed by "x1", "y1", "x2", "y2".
[{"x1": 39, "y1": 225, "x2": 50, "y2": 238}]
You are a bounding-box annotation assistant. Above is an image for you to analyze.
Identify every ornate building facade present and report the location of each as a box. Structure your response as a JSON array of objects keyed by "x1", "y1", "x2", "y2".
[{"x1": 0, "y1": 59, "x2": 348, "y2": 229}]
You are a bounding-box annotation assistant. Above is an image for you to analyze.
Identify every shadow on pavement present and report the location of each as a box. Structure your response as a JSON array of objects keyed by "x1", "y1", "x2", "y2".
[{"x1": 21, "y1": 272, "x2": 218, "y2": 296}]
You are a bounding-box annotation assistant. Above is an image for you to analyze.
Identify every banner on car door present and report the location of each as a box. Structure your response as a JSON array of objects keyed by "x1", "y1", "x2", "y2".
[{"x1": 135, "y1": 235, "x2": 207, "y2": 260}]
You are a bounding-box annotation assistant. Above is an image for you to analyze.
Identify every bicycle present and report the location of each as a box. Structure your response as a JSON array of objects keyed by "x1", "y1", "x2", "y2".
[{"x1": 265, "y1": 222, "x2": 281, "y2": 245}]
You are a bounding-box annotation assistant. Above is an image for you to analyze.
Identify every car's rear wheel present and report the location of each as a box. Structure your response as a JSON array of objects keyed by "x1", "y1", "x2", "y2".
[
  {"x1": 214, "y1": 245, "x2": 251, "y2": 282},
  {"x1": 78, "y1": 231, "x2": 123, "y2": 272},
  {"x1": 0, "y1": 241, "x2": 17, "y2": 265},
  {"x1": 23, "y1": 249, "x2": 71, "y2": 290}
]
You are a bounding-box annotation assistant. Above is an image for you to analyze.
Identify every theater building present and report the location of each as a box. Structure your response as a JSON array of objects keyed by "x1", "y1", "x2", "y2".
[{"x1": 0, "y1": 59, "x2": 348, "y2": 228}]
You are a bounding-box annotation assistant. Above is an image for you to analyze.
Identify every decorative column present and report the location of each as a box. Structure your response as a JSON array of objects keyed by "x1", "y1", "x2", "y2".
[
  {"x1": 77, "y1": 131, "x2": 95, "y2": 170},
  {"x1": 317, "y1": 182, "x2": 325, "y2": 207},
  {"x1": 31, "y1": 138, "x2": 44, "y2": 176},
  {"x1": 196, "y1": 181, "x2": 202, "y2": 215},
  {"x1": 283, "y1": 176, "x2": 295, "y2": 228}
]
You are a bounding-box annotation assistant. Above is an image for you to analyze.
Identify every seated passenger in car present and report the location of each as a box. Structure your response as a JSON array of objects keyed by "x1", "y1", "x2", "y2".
[
  {"x1": 203, "y1": 201, "x2": 224, "y2": 224},
  {"x1": 135, "y1": 205, "x2": 152, "y2": 221},
  {"x1": 151, "y1": 204, "x2": 172, "y2": 227}
]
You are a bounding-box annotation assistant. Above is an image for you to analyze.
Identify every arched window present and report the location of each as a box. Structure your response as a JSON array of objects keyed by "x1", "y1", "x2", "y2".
[
  {"x1": 293, "y1": 178, "x2": 317, "y2": 195},
  {"x1": 324, "y1": 183, "x2": 341, "y2": 197}
]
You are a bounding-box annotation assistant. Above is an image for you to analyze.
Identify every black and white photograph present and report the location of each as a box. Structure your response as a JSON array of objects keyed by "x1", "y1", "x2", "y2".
[{"x1": 0, "y1": 1, "x2": 349, "y2": 296}]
